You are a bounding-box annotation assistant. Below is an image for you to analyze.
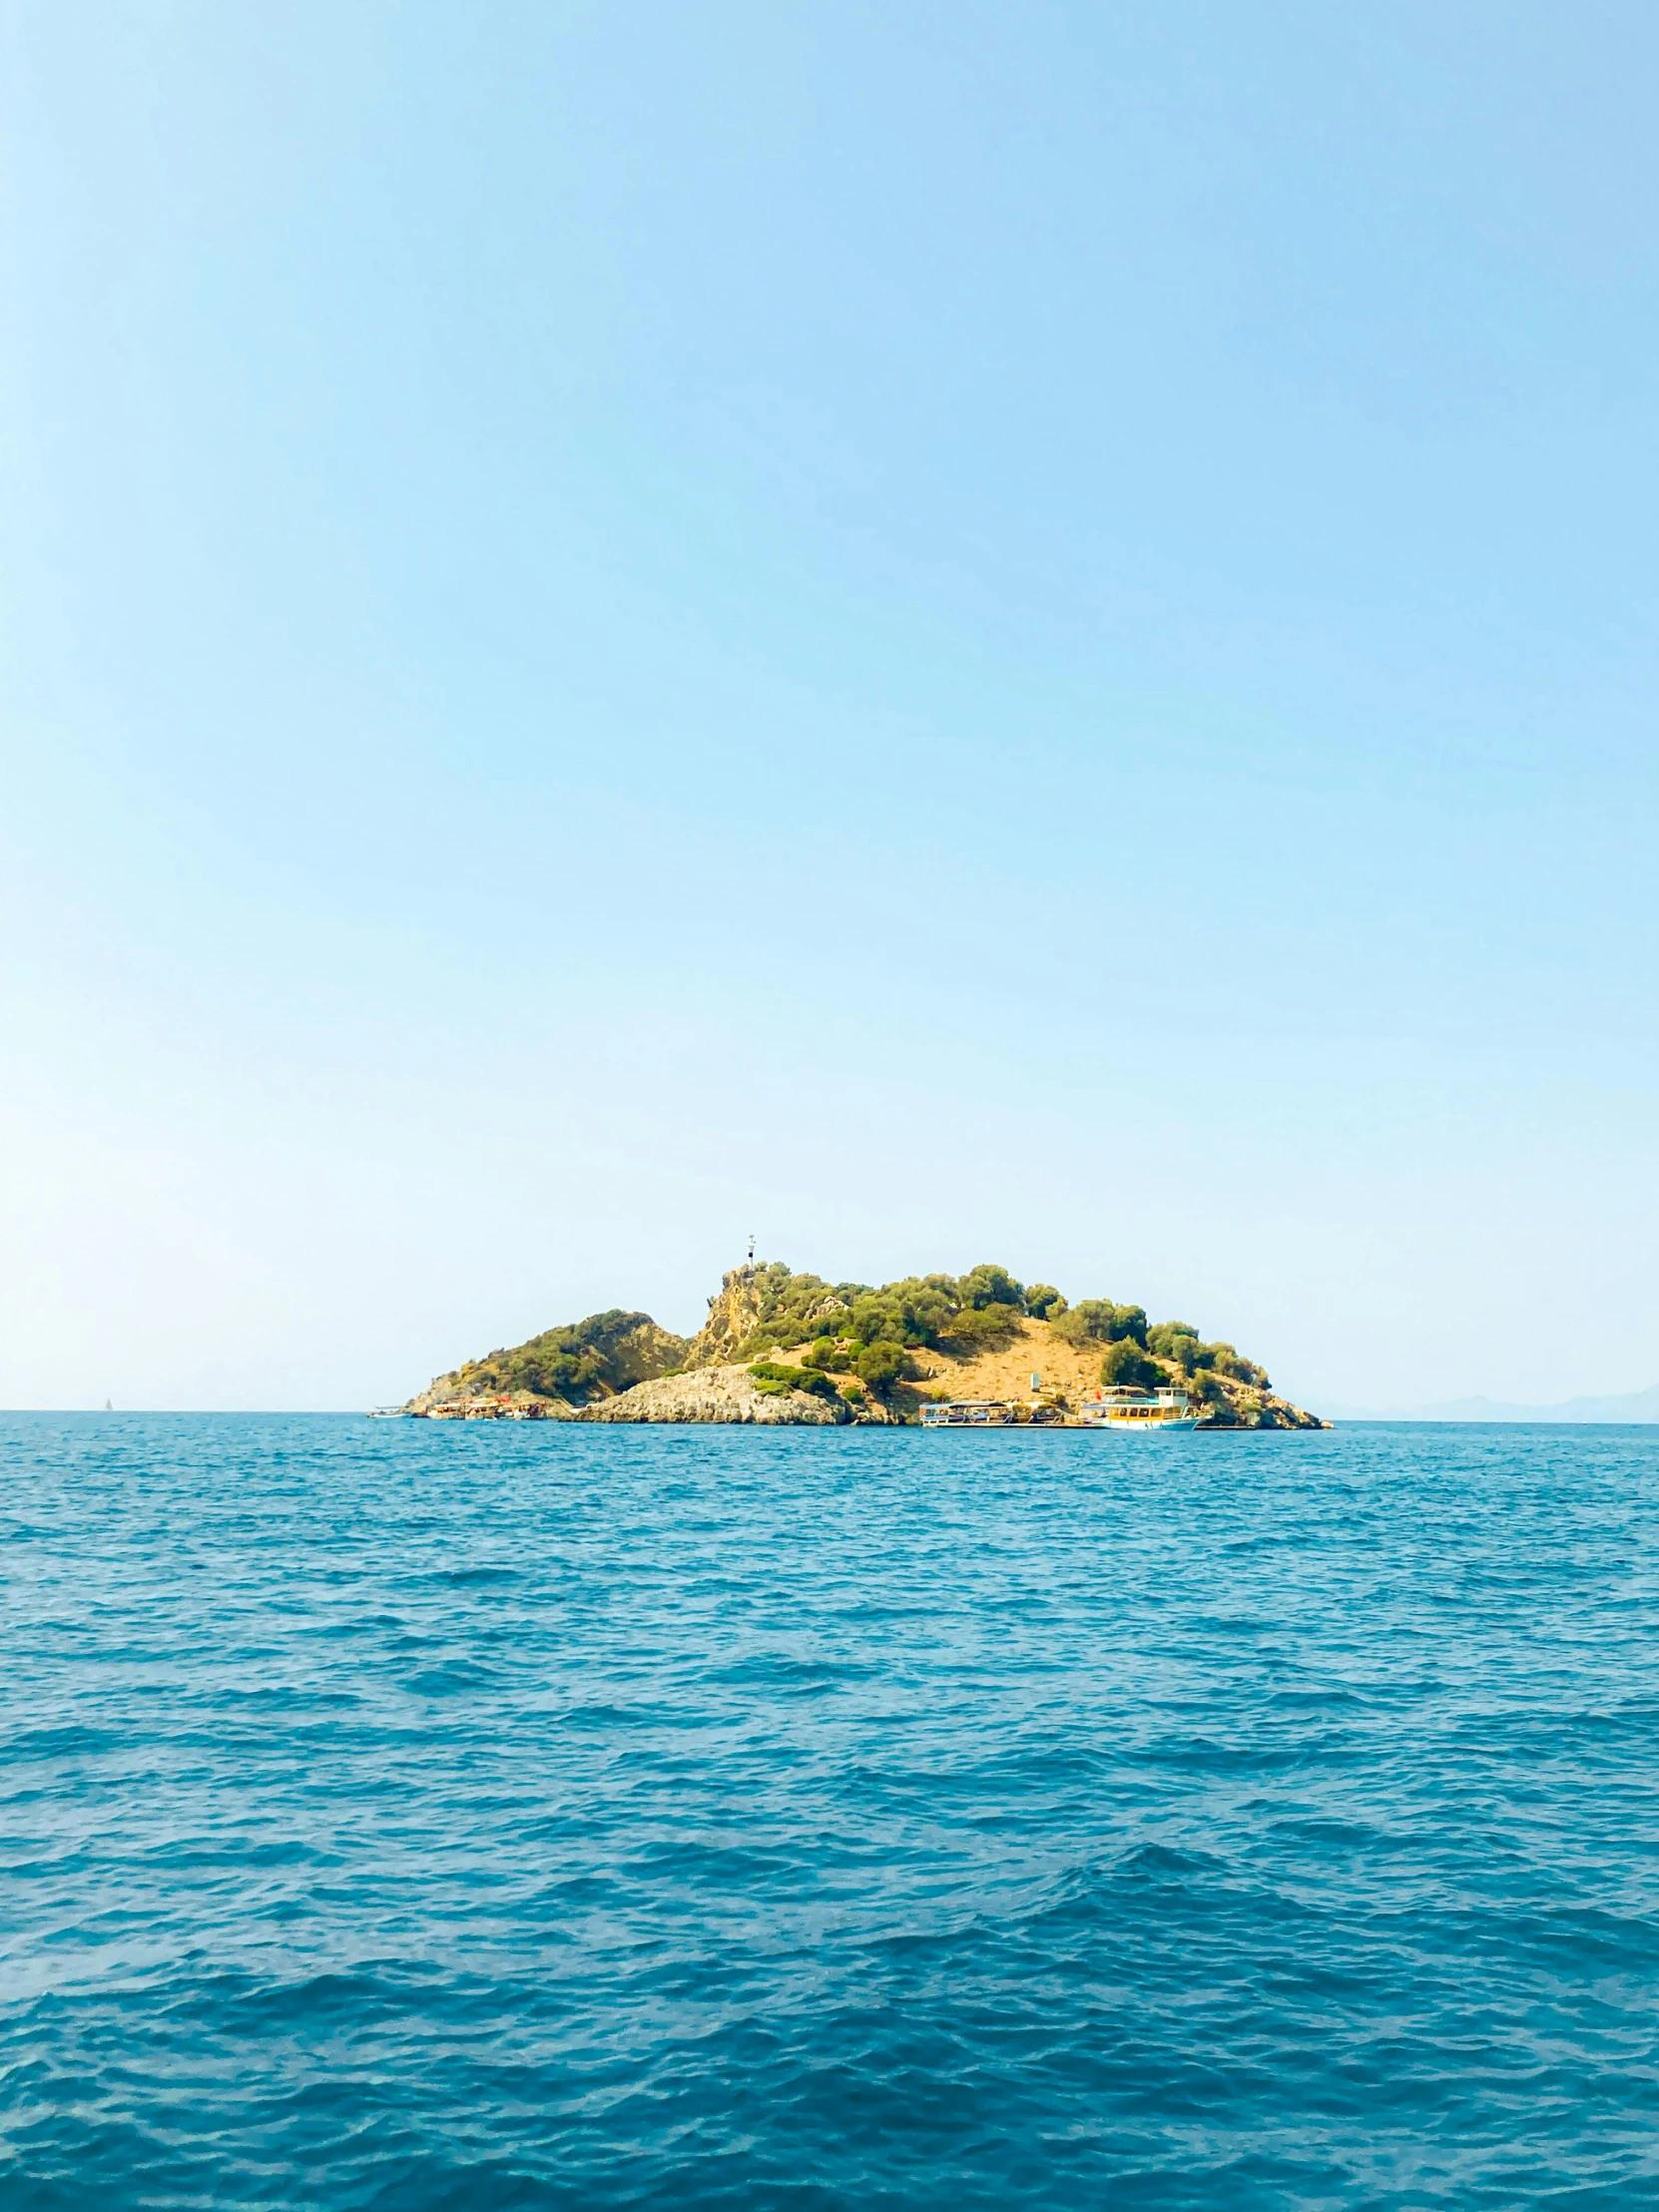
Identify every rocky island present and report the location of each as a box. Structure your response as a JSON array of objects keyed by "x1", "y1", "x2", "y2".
[{"x1": 400, "y1": 1261, "x2": 1326, "y2": 1429}]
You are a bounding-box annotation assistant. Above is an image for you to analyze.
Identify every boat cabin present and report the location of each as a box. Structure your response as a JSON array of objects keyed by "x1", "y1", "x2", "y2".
[
  {"x1": 918, "y1": 1399, "x2": 1067, "y2": 1427},
  {"x1": 919, "y1": 1400, "x2": 1016, "y2": 1426},
  {"x1": 1077, "y1": 1386, "x2": 1191, "y2": 1425}
]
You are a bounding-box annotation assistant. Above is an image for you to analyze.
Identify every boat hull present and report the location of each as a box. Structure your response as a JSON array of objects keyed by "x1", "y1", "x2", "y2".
[
  {"x1": 918, "y1": 1412, "x2": 1201, "y2": 1431},
  {"x1": 1084, "y1": 1415, "x2": 1199, "y2": 1432}
]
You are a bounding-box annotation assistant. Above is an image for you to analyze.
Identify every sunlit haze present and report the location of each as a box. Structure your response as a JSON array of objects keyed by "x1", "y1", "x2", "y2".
[{"x1": 4, "y1": 3, "x2": 1656, "y2": 1411}]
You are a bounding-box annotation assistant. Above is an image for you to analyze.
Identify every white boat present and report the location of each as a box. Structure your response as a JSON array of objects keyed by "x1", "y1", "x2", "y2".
[
  {"x1": 918, "y1": 1399, "x2": 1047, "y2": 1427},
  {"x1": 1077, "y1": 1386, "x2": 1198, "y2": 1431},
  {"x1": 917, "y1": 1387, "x2": 1198, "y2": 1430}
]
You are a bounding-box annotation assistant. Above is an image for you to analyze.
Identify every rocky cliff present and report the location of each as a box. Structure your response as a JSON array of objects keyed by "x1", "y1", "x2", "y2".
[
  {"x1": 682, "y1": 1269, "x2": 768, "y2": 1370},
  {"x1": 681, "y1": 1265, "x2": 853, "y2": 1371}
]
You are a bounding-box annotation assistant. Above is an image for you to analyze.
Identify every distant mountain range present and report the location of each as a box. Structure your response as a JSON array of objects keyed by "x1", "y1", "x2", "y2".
[{"x1": 1322, "y1": 1383, "x2": 1659, "y2": 1424}]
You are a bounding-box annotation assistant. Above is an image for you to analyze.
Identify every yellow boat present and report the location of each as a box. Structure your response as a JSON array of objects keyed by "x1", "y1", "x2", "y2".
[{"x1": 1077, "y1": 1386, "x2": 1198, "y2": 1431}]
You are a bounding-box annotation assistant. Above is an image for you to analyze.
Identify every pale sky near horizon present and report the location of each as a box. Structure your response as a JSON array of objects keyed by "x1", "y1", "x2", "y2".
[{"x1": 4, "y1": 2, "x2": 1657, "y2": 1412}]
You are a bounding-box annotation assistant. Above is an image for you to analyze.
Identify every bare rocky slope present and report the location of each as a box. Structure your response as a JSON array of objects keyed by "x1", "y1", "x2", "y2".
[
  {"x1": 573, "y1": 1364, "x2": 849, "y2": 1425},
  {"x1": 402, "y1": 1262, "x2": 1326, "y2": 1428}
]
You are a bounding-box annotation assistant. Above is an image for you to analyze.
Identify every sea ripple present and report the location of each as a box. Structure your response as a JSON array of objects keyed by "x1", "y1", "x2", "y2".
[{"x1": 3, "y1": 1414, "x2": 1658, "y2": 2207}]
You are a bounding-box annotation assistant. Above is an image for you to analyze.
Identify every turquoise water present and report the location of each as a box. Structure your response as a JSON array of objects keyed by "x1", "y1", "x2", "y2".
[{"x1": 4, "y1": 1414, "x2": 1658, "y2": 2208}]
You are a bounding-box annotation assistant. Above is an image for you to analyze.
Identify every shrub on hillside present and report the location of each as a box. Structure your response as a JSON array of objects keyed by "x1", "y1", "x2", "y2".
[
  {"x1": 845, "y1": 1277, "x2": 960, "y2": 1351},
  {"x1": 1051, "y1": 1300, "x2": 1148, "y2": 1349},
  {"x1": 458, "y1": 1310, "x2": 665, "y2": 1403},
  {"x1": 731, "y1": 1262, "x2": 1271, "y2": 1401},
  {"x1": 801, "y1": 1337, "x2": 854, "y2": 1373},
  {"x1": 1205, "y1": 1342, "x2": 1270, "y2": 1386},
  {"x1": 956, "y1": 1263, "x2": 1025, "y2": 1313},
  {"x1": 1143, "y1": 1321, "x2": 1269, "y2": 1388},
  {"x1": 1100, "y1": 1340, "x2": 1161, "y2": 1390},
  {"x1": 851, "y1": 1342, "x2": 916, "y2": 1393},
  {"x1": 743, "y1": 1263, "x2": 1030, "y2": 1363},
  {"x1": 1147, "y1": 1321, "x2": 1201, "y2": 1364},
  {"x1": 942, "y1": 1303, "x2": 1025, "y2": 1353},
  {"x1": 731, "y1": 1266, "x2": 865, "y2": 1359},
  {"x1": 748, "y1": 1361, "x2": 840, "y2": 1401}
]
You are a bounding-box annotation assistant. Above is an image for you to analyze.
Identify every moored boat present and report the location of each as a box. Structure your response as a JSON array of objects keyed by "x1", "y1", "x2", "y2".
[
  {"x1": 919, "y1": 1399, "x2": 1041, "y2": 1427},
  {"x1": 918, "y1": 1387, "x2": 1197, "y2": 1429},
  {"x1": 1076, "y1": 1386, "x2": 1197, "y2": 1431}
]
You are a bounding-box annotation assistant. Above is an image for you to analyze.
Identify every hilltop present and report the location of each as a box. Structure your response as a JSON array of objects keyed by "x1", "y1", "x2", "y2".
[
  {"x1": 405, "y1": 1307, "x2": 690, "y2": 1413},
  {"x1": 403, "y1": 1261, "x2": 1325, "y2": 1428}
]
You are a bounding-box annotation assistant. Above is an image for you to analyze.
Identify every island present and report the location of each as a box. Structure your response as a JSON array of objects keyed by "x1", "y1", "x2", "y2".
[{"x1": 398, "y1": 1261, "x2": 1327, "y2": 1429}]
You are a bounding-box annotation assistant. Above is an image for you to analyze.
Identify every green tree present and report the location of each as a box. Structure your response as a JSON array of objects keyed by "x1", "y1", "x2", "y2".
[
  {"x1": 1206, "y1": 1343, "x2": 1270, "y2": 1386},
  {"x1": 1051, "y1": 1300, "x2": 1148, "y2": 1349},
  {"x1": 1050, "y1": 1301, "x2": 1102, "y2": 1346},
  {"x1": 1100, "y1": 1340, "x2": 1161, "y2": 1389},
  {"x1": 852, "y1": 1341, "x2": 915, "y2": 1394},
  {"x1": 1109, "y1": 1303, "x2": 1149, "y2": 1347},
  {"x1": 1147, "y1": 1321, "x2": 1202, "y2": 1372},
  {"x1": 943, "y1": 1304, "x2": 1024, "y2": 1352},
  {"x1": 846, "y1": 1293, "x2": 907, "y2": 1347},
  {"x1": 956, "y1": 1263, "x2": 1025, "y2": 1311},
  {"x1": 846, "y1": 1278, "x2": 959, "y2": 1350},
  {"x1": 1024, "y1": 1284, "x2": 1066, "y2": 1320}
]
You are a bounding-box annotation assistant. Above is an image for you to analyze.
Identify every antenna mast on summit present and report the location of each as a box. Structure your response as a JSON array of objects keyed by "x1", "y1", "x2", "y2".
[{"x1": 747, "y1": 1233, "x2": 756, "y2": 1271}]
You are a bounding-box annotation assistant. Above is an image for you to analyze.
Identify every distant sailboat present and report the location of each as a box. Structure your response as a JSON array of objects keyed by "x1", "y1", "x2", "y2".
[{"x1": 104, "y1": 1398, "x2": 113, "y2": 1411}]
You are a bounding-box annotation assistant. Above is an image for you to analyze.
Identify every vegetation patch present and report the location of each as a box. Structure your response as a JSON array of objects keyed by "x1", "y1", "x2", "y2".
[
  {"x1": 723, "y1": 1263, "x2": 1279, "y2": 1413},
  {"x1": 747, "y1": 1361, "x2": 843, "y2": 1403},
  {"x1": 436, "y1": 1310, "x2": 688, "y2": 1406}
]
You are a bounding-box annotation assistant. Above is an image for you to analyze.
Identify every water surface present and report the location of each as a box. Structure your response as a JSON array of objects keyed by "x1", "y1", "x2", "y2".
[{"x1": 4, "y1": 1414, "x2": 1657, "y2": 2207}]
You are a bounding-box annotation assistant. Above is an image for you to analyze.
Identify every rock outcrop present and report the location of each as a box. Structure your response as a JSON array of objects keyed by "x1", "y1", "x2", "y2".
[
  {"x1": 683, "y1": 1270, "x2": 768, "y2": 1370},
  {"x1": 1192, "y1": 1380, "x2": 1324, "y2": 1430},
  {"x1": 574, "y1": 1363, "x2": 850, "y2": 1424}
]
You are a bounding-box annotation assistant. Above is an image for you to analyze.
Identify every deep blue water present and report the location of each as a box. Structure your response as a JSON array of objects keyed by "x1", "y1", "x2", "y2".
[{"x1": 4, "y1": 1414, "x2": 1659, "y2": 2209}]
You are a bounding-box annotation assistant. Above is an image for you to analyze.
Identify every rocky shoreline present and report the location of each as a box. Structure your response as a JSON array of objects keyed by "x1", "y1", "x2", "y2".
[{"x1": 573, "y1": 1365, "x2": 850, "y2": 1423}]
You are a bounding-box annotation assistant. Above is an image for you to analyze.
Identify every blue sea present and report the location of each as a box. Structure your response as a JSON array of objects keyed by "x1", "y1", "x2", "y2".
[{"x1": 4, "y1": 1414, "x2": 1658, "y2": 2209}]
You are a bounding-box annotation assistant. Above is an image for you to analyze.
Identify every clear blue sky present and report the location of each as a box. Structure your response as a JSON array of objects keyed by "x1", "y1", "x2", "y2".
[{"x1": 3, "y1": 2, "x2": 1656, "y2": 1410}]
